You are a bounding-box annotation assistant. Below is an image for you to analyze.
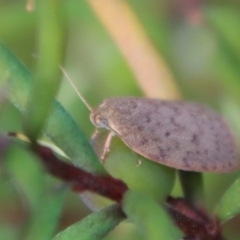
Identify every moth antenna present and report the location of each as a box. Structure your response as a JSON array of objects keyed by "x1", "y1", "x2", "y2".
[{"x1": 60, "y1": 66, "x2": 93, "y2": 112}]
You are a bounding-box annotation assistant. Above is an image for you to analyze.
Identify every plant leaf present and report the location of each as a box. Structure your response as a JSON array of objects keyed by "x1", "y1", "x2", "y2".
[
  {"x1": 53, "y1": 204, "x2": 125, "y2": 240},
  {"x1": 24, "y1": 0, "x2": 64, "y2": 140},
  {"x1": 0, "y1": 43, "x2": 105, "y2": 175},
  {"x1": 215, "y1": 177, "x2": 240, "y2": 223},
  {"x1": 24, "y1": 187, "x2": 68, "y2": 240},
  {"x1": 4, "y1": 144, "x2": 46, "y2": 210},
  {"x1": 205, "y1": 6, "x2": 240, "y2": 61},
  {"x1": 122, "y1": 190, "x2": 183, "y2": 240},
  {"x1": 178, "y1": 171, "x2": 204, "y2": 204}
]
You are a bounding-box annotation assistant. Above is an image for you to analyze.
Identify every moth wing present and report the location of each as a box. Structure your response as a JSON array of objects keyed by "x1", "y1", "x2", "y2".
[{"x1": 107, "y1": 98, "x2": 239, "y2": 172}]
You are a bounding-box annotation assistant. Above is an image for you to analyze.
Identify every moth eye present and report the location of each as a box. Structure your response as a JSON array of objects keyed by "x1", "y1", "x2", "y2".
[
  {"x1": 101, "y1": 118, "x2": 108, "y2": 126},
  {"x1": 94, "y1": 116, "x2": 109, "y2": 128}
]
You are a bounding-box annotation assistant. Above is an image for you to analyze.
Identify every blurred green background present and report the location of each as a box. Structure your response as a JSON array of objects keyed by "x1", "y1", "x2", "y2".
[{"x1": 0, "y1": 0, "x2": 240, "y2": 239}]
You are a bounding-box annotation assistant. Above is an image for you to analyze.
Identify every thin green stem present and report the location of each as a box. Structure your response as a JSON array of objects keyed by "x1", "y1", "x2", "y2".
[
  {"x1": 24, "y1": 0, "x2": 64, "y2": 141},
  {"x1": 178, "y1": 170, "x2": 204, "y2": 204}
]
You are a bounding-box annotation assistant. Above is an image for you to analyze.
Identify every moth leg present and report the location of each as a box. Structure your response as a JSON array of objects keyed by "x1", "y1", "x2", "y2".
[
  {"x1": 91, "y1": 128, "x2": 99, "y2": 140},
  {"x1": 101, "y1": 131, "x2": 115, "y2": 163}
]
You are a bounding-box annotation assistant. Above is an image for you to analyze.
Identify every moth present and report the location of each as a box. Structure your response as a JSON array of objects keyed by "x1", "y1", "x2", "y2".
[{"x1": 62, "y1": 69, "x2": 239, "y2": 173}]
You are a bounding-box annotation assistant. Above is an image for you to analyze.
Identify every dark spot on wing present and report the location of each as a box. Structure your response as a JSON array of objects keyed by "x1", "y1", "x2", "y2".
[
  {"x1": 215, "y1": 140, "x2": 220, "y2": 151},
  {"x1": 192, "y1": 134, "x2": 197, "y2": 142},
  {"x1": 182, "y1": 157, "x2": 190, "y2": 167},
  {"x1": 146, "y1": 116, "x2": 151, "y2": 123},
  {"x1": 128, "y1": 100, "x2": 138, "y2": 110},
  {"x1": 175, "y1": 142, "x2": 180, "y2": 150},
  {"x1": 137, "y1": 126, "x2": 143, "y2": 131},
  {"x1": 170, "y1": 117, "x2": 175, "y2": 124},
  {"x1": 165, "y1": 131, "x2": 171, "y2": 137},
  {"x1": 158, "y1": 147, "x2": 167, "y2": 160},
  {"x1": 170, "y1": 117, "x2": 182, "y2": 128},
  {"x1": 201, "y1": 164, "x2": 207, "y2": 170},
  {"x1": 171, "y1": 106, "x2": 179, "y2": 113},
  {"x1": 140, "y1": 137, "x2": 149, "y2": 145},
  {"x1": 186, "y1": 151, "x2": 192, "y2": 156},
  {"x1": 211, "y1": 165, "x2": 217, "y2": 170},
  {"x1": 148, "y1": 153, "x2": 160, "y2": 161},
  {"x1": 191, "y1": 134, "x2": 199, "y2": 146}
]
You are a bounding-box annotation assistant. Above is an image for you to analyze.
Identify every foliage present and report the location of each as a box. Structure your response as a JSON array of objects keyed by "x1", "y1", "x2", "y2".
[{"x1": 0, "y1": 0, "x2": 240, "y2": 239}]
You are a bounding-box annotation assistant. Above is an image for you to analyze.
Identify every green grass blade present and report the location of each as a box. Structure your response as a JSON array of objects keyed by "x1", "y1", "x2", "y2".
[
  {"x1": 205, "y1": 6, "x2": 240, "y2": 61},
  {"x1": 0, "y1": 43, "x2": 106, "y2": 174},
  {"x1": 24, "y1": 187, "x2": 68, "y2": 240},
  {"x1": 179, "y1": 171, "x2": 204, "y2": 204},
  {"x1": 215, "y1": 178, "x2": 240, "y2": 223},
  {"x1": 24, "y1": 0, "x2": 64, "y2": 140},
  {"x1": 4, "y1": 144, "x2": 46, "y2": 210},
  {"x1": 53, "y1": 204, "x2": 125, "y2": 240},
  {"x1": 204, "y1": 6, "x2": 240, "y2": 106}
]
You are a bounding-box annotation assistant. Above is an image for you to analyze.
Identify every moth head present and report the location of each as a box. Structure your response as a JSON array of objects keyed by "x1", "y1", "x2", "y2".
[
  {"x1": 90, "y1": 101, "x2": 110, "y2": 130},
  {"x1": 90, "y1": 112, "x2": 109, "y2": 129}
]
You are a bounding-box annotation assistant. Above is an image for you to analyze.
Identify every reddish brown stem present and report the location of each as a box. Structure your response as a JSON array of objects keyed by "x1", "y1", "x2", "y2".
[
  {"x1": 166, "y1": 197, "x2": 225, "y2": 240},
  {"x1": 33, "y1": 144, "x2": 128, "y2": 202}
]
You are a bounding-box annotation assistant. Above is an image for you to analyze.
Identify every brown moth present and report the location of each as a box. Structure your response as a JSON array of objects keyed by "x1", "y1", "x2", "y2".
[{"x1": 62, "y1": 69, "x2": 239, "y2": 173}]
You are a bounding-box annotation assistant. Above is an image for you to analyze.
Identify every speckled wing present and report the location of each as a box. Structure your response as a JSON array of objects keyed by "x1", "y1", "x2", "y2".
[{"x1": 100, "y1": 97, "x2": 239, "y2": 172}]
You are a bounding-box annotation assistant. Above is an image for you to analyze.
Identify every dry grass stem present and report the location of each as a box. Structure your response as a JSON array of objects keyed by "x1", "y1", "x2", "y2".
[{"x1": 88, "y1": 0, "x2": 181, "y2": 100}]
